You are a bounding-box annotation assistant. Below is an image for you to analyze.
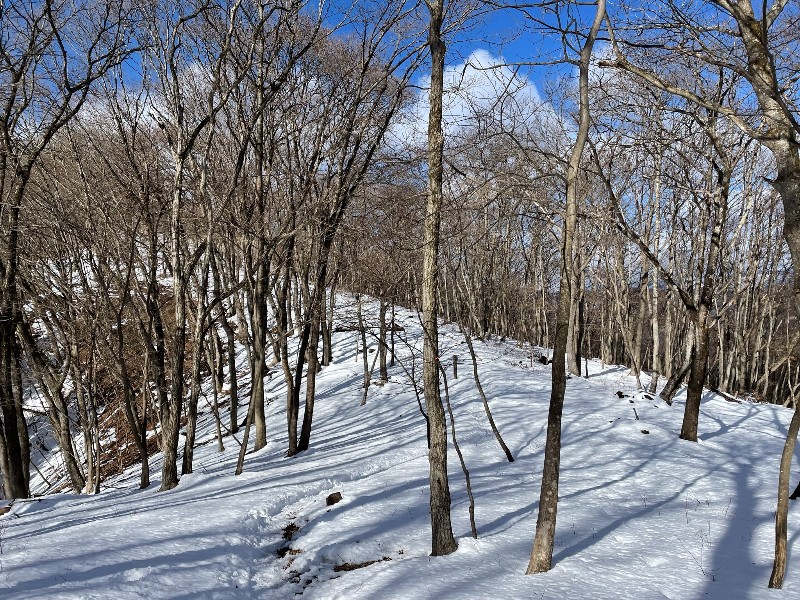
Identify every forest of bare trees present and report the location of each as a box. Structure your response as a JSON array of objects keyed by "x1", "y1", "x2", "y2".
[{"x1": 1, "y1": 0, "x2": 799, "y2": 587}]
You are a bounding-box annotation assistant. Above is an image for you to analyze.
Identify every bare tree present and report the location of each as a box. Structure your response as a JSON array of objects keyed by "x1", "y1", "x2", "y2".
[
  {"x1": 527, "y1": 0, "x2": 606, "y2": 574},
  {"x1": 599, "y1": 1, "x2": 799, "y2": 583},
  {"x1": 0, "y1": 0, "x2": 133, "y2": 498},
  {"x1": 422, "y1": 0, "x2": 458, "y2": 556}
]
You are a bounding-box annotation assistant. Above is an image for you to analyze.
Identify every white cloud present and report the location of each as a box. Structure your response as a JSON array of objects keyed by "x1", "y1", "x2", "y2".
[{"x1": 387, "y1": 49, "x2": 556, "y2": 153}]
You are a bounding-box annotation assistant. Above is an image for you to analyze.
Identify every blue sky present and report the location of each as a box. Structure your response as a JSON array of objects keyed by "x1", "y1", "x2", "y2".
[{"x1": 448, "y1": 2, "x2": 599, "y2": 77}]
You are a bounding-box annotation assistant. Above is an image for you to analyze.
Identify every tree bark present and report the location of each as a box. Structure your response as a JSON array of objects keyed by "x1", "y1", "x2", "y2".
[
  {"x1": 251, "y1": 257, "x2": 269, "y2": 452},
  {"x1": 660, "y1": 326, "x2": 694, "y2": 405},
  {"x1": 298, "y1": 316, "x2": 320, "y2": 452},
  {"x1": 681, "y1": 139, "x2": 730, "y2": 441},
  {"x1": 182, "y1": 244, "x2": 212, "y2": 475},
  {"x1": 528, "y1": 0, "x2": 605, "y2": 574},
  {"x1": 0, "y1": 181, "x2": 32, "y2": 499},
  {"x1": 423, "y1": 0, "x2": 457, "y2": 557},
  {"x1": 161, "y1": 157, "x2": 187, "y2": 492},
  {"x1": 680, "y1": 312, "x2": 708, "y2": 441},
  {"x1": 212, "y1": 253, "x2": 239, "y2": 434},
  {"x1": 358, "y1": 295, "x2": 370, "y2": 405},
  {"x1": 379, "y1": 298, "x2": 389, "y2": 382}
]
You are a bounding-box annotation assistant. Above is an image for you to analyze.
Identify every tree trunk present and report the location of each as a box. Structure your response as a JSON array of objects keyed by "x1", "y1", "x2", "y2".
[
  {"x1": 146, "y1": 255, "x2": 170, "y2": 489},
  {"x1": 251, "y1": 258, "x2": 269, "y2": 452},
  {"x1": 768, "y1": 139, "x2": 800, "y2": 589},
  {"x1": 464, "y1": 333, "x2": 513, "y2": 462},
  {"x1": 681, "y1": 143, "x2": 729, "y2": 441},
  {"x1": 206, "y1": 321, "x2": 225, "y2": 452},
  {"x1": 660, "y1": 326, "x2": 694, "y2": 405},
  {"x1": 161, "y1": 159, "x2": 187, "y2": 492},
  {"x1": 182, "y1": 245, "x2": 212, "y2": 475},
  {"x1": 72, "y1": 340, "x2": 98, "y2": 493},
  {"x1": 322, "y1": 282, "x2": 336, "y2": 367},
  {"x1": 423, "y1": 0, "x2": 457, "y2": 557},
  {"x1": 17, "y1": 321, "x2": 85, "y2": 493},
  {"x1": 771, "y1": 404, "x2": 800, "y2": 588},
  {"x1": 298, "y1": 316, "x2": 320, "y2": 452},
  {"x1": 566, "y1": 266, "x2": 581, "y2": 376},
  {"x1": 680, "y1": 312, "x2": 709, "y2": 442},
  {"x1": 438, "y1": 362, "x2": 477, "y2": 538},
  {"x1": 358, "y1": 295, "x2": 370, "y2": 404},
  {"x1": 0, "y1": 183, "x2": 30, "y2": 499},
  {"x1": 528, "y1": 0, "x2": 605, "y2": 574},
  {"x1": 379, "y1": 298, "x2": 389, "y2": 382},
  {"x1": 390, "y1": 299, "x2": 396, "y2": 367},
  {"x1": 211, "y1": 252, "x2": 239, "y2": 434}
]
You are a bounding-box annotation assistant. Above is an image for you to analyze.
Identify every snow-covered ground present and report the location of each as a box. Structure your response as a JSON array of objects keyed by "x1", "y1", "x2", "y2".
[{"x1": 2, "y1": 299, "x2": 800, "y2": 599}]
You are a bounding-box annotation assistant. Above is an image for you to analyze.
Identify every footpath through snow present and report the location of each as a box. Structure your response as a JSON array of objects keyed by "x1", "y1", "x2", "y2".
[{"x1": 1, "y1": 300, "x2": 799, "y2": 599}]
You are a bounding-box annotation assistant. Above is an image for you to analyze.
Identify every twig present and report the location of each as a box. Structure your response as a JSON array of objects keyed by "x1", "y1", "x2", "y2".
[
  {"x1": 463, "y1": 331, "x2": 514, "y2": 462},
  {"x1": 438, "y1": 361, "x2": 477, "y2": 539}
]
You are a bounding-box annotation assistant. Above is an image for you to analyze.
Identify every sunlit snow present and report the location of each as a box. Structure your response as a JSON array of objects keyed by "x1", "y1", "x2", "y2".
[{"x1": 1, "y1": 298, "x2": 797, "y2": 599}]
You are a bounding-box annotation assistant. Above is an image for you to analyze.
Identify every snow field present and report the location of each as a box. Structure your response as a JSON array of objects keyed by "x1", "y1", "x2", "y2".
[{"x1": 1, "y1": 299, "x2": 799, "y2": 599}]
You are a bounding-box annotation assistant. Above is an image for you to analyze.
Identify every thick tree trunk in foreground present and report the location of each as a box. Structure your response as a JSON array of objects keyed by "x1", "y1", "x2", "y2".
[
  {"x1": 735, "y1": 0, "x2": 800, "y2": 583},
  {"x1": 769, "y1": 152, "x2": 800, "y2": 588},
  {"x1": 423, "y1": 0, "x2": 457, "y2": 557},
  {"x1": 771, "y1": 403, "x2": 800, "y2": 587}
]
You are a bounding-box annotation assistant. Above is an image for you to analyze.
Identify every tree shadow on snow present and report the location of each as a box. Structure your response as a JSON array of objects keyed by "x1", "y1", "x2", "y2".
[{"x1": 699, "y1": 459, "x2": 770, "y2": 599}]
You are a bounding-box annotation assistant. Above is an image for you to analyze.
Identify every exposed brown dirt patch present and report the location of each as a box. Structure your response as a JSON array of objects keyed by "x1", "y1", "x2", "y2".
[{"x1": 333, "y1": 557, "x2": 391, "y2": 572}]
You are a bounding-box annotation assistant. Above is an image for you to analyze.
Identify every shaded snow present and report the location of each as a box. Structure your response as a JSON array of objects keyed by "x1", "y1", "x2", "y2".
[{"x1": 2, "y1": 300, "x2": 800, "y2": 599}]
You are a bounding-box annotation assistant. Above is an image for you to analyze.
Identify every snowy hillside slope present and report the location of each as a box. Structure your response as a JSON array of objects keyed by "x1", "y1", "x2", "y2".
[{"x1": 1, "y1": 299, "x2": 799, "y2": 599}]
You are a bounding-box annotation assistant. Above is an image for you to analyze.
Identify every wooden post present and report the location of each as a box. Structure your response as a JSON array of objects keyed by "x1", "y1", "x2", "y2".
[{"x1": 453, "y1": 355, "x2": 458, "y2": 379}]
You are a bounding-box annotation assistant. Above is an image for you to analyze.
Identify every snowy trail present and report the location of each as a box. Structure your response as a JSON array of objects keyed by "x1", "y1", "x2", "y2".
[{"x1": 2, "y1": 302, "x2": 800, "y2": 598}]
